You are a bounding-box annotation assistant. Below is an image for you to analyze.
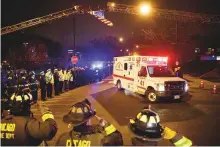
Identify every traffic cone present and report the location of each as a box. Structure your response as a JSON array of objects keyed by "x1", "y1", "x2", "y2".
[
  {"x1": 199, "y1": 81, "x2": 204, "y2": 88},
  {"x1": 212, "y1": 85, "x2": 217, "y2": 94}
]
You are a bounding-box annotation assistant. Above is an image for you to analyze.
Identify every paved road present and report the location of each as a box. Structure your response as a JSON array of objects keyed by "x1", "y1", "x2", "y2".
[{"x1": 32, "y1": 75, "x2": 220, "y2": 146}]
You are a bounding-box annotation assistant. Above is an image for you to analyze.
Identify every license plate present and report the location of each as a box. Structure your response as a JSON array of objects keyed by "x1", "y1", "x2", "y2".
[{"x1": 174, "y1": 95, "x2": 180, "y2": 99}]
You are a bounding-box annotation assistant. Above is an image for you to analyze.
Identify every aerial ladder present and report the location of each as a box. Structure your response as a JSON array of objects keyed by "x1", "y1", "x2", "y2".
[{"x1": 1, "y1": 2, "x2": 220, "y2": 35}]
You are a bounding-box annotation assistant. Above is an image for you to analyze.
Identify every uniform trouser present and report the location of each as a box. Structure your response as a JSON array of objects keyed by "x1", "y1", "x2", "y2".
[
  {"x1": 41, "y1": 88, "x2": 46, "y2": 100},
  {"x1": 69, "y1": 81, "x2": 73, "y2": 90},
  {"x1": 54, "y1": 82, "x2": 59, "y2": 95},
  {"x1": 46, "y1": 83, "x2": 53, "y2": 98},
  {"x1": 59, "y1": 81, "x2": 64, "y2": 93},
  {"x1": 31, "y1": 90, "x2": 38, "y2": 102},
  {"x1": 64, "y1": 80, "x2": 69, "y2": 90}
]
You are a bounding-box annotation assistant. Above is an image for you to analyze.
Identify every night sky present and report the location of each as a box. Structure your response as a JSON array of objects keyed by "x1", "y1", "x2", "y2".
[{"x1": 2, "y1": 0, "x2": 220, "y2": 48}]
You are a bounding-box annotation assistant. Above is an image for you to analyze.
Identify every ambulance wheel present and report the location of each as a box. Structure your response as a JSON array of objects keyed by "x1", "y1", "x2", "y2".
[
  {"x1": 117, "y1": 81, "x2": 122, "y2": 90},
  {"x1": 145, "y1": 90, "x2": 158, "y2": 102}
]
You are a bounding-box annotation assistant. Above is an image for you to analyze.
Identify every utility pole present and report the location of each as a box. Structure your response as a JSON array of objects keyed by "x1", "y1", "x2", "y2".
[
  {"x1": 73, "y1": 15, "x2": 76, "y2": 56},
  {"x1": 176, "y1": 20, "x2": 178, "y2": 45}
]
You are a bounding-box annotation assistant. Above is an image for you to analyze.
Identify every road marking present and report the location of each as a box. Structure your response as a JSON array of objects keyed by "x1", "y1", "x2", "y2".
[
  {"x1": 96, "y1": 81, "x2": 104, "y2": 84},
  {"x1": 103, "y1": 79, "x2": 113, "y2": 81}
]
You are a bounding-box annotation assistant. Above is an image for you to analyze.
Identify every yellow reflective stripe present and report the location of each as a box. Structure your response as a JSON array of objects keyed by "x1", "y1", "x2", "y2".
[
  {"x1": 164, "y1": 127, "x2": 177, "y2": 140},
  {"x1": 136, "y1": 113, "x2": 141, "y2": 119},
  {"x1": 140, "y1": 115, "x2": 148, "y2": 123},
  {"x1": 174, "y1": 137, "x2": 192, "y2": 147},
  {"x1": 105, "y1": 124, "x2": 116, "y2": 135},
  {"x1": 42, "y1": 113, "x2": 54, "y2": 121},
  {"x1": 10, "y1": 94, "x2": 15, "y2": 100},
  {"x1": 10, "y1": 95, "x2": 31, "y2": 101},
  {"x1": 130, "y1": 119, "x2": 135, "y2": 124},
  {"x1": 15, "y1": 96, "x2": 22, "y2": 101}
]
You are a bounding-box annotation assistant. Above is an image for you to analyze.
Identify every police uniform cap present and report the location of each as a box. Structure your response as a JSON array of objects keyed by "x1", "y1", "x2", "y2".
[
  {"x1": 40, "y1": 71, "x2": 45, "y2": 75},
  {"x1": 128, "y1": 108, "x2": 163, "y2": 141},
  {"x1": 54, "y1": 68, "x2": 58, "y2": 71},
  {"x1": 63, "y1": 99, "x2": 96, "y2": 126},
  {"x1": 47, "y1": 69, "x2": 51, "y2": 72}
]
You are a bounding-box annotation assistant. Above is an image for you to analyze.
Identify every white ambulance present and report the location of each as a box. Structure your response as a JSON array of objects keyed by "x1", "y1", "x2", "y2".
[{"x1": 113, "y1": 56, "x2": 188, "y2": 102}]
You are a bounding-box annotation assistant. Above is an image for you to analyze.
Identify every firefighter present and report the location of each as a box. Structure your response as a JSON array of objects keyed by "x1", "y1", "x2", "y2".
[
  {"x1": 45, "y1": 69, "x2": 54, "y2": 99},
  {"x1": 17, "y1": 70, "x2": 29, "y2": 92},
  {"x1": 55, "y1": 98, "x2": 123, "y2": 146},
  {"x1": 28, "y1": 71, "x2": 38, "y2": 103},
  {"x1": 54, "y1": 68, "x2": 60, "y2": 96},
  {"x1": 40, "y1": 71, "x2": 47, "y2": 101},
  {"x1": 1, "y1": 93, "x2": 57, "y2": 146},
  {"x1": 5, "y1": 70, "x2": 17, "y2": 98},
  {"x1": 128, "y1": 106, "x2": 192, "y2": 146},
  {"x1": 59, "y1": 68, "x2": 64, "y2": 93}
]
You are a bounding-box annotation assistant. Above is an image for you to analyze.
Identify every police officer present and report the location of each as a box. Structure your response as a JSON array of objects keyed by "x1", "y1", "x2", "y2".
[
  {"x1": 28, "y1": 71, "x2": 38, "y2": 103},
  {"x1": 59, "y1": 68, "x2": 64, "y2": 93},
  {"x1": 45, "y1": 69, "x2": 54, "y2": 99},
  {"x1": 54, "y1": 68, "x2": 60, "y2": 96},
  {"x1": 55, "y1": 98, "x2": 123, "y2": 146},
  {"x1": 64, "y1": 69, "x2": 68, "y2": 91},
  {"x1": 128, "y1": 106, "x2": 192, "y2": 146},
  {"x1": 40, "y1": 71, "x2": 47, "y2": 101},
  {"x1": 67, "y1": 69, "x2": 73, "y2": 90},
  {"x1": 1, "y1": 93, "x2": 57, "y2": 146}
]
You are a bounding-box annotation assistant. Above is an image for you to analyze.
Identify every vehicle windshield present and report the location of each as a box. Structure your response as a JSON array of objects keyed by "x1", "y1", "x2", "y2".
[{"x1": 147, "y1": 66, "x2": 174, "y2": 77}]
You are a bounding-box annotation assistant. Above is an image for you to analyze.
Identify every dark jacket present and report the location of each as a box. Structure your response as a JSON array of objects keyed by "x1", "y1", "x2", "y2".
[
  {"x1": 1, "y1": 114, "x2": 57, "y2": 146},
  {"x1": 55, "y1": 125, "x2": 123, "y2": 146},
  {"x1": 40, "y1": 75, "x2": 46, "y2": 89}
]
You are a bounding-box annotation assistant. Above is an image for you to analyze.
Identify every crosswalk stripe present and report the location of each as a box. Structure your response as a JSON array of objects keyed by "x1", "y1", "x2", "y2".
[{"x1": 108, "y1": 81, "x2": 114, "y2": 84}]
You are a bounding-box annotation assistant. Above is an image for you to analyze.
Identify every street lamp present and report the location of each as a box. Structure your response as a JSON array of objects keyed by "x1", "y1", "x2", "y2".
[
  {"x1": 136, "y1": 45, "x2": 139, "y2": 48},
  {"x1": 110, "y1": 2, "x2": 115, "y2": 7},
  {"x1": 120, "y1": 49, "x2": 123, "y2": 52},
  {"x1": 119, "y1": 37, "x2": 124, "y2": 42},
  {"x1": 139, "y1": 4, "x2": 151, "y2": 15},
  {"x1": 126, "y1": 49, "x2": 129, "y2": 52}
]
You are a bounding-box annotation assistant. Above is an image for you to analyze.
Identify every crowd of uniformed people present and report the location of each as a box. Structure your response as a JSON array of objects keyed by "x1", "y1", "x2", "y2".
[
  {"x1": 1, "y1": 61, "x2": 192, "y2": 146},
  {"x1": 1, "y1": 61, "x2": 109, "y2": 104}
]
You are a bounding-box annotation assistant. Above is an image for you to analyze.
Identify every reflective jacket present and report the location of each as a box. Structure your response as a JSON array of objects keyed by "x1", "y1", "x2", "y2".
[
  {"x1": 59, "y1": 71, "x2": 64, "y2": 81},
  {"x1": 67, "y1": 71, "x2": 73, "y2": 82},
  {"x1": 45, "y1": 72, "x2": 54, "y2": 84},
  {"x1": 64, "y1": 70, "x2": 68, "y2": 81}
]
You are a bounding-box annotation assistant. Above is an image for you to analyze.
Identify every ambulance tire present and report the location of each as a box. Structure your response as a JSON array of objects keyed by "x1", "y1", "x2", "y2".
[
  {"x1": 145, "y1": 89, "x2": 158, "y2": 102},
  {"x1": 117, "y1": 81, "x2": 123, "y2": 90}
]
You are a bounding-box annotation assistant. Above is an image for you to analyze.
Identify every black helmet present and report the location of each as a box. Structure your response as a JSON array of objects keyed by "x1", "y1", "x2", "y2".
[
  {"x1": 29, "y1": 71, "x2": 35, "y2": 76},
  {"x1": 8, "y1": 93, "x2": 33, "y2": 116},
  {"x1": 128, "y1": 106, "x2": 163, "y2": 141},
  {"x1": 20, "y1": 70, "x2": 27, "y2": 76},
  {"x1": 63, "y1": 98, "x2": 96, "y2": 126}
]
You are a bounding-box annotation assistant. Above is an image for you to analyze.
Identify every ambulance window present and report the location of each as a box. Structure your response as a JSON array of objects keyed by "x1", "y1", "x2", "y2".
[{"x1": 124, "y1": 63, "x2": 128, "y2": 70}]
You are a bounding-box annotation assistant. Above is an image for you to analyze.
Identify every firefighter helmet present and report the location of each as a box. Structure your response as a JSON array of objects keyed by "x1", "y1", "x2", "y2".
[
  {"x1": 63, "y1": 98, "x2": 96, "y2": 126},
  {"x1": 128, "y1": 106, "x2": 163, "y2": 141}
]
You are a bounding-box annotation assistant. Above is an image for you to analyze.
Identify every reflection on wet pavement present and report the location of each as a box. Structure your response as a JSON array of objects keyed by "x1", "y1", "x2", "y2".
[{"x1": 92, "y1": 87, "x2": 205, "y2": 126}]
